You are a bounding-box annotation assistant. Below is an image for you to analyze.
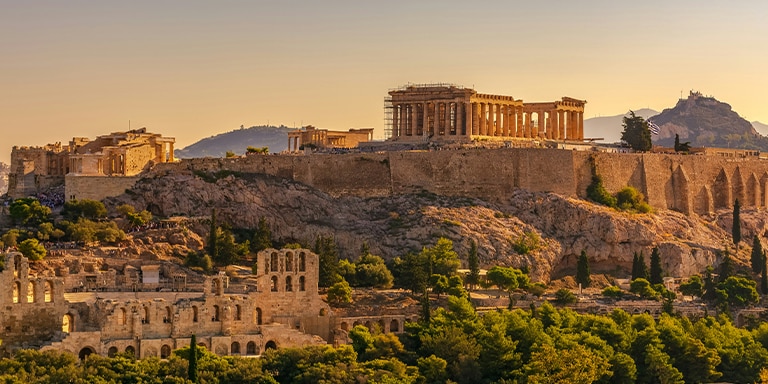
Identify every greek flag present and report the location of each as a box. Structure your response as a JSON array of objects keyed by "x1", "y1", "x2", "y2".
[{"x1": 648, "y1": 120, "x2": 661, "y2": 135}]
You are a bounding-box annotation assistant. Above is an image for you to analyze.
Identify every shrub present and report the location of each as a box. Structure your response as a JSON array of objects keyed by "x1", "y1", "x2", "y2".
[
  {"x1": 602, "y1": 286, "x2": 624, "y2": 299},
  {"x1": 512, "y1": 231, "x2": 541, "y2": 255},
  {"x1": 554, "y1": 288, "x2": 577, "y2": 305}
]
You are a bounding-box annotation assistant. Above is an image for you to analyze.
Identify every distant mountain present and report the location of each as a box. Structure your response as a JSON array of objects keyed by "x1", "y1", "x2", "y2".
[
  {"x1": 752, "y1": 121, "x2": 768, "y2": 136},
  {"x1": 583, "y1": 108, "x2": 659, "y2": 143},
  {"x1": 651, "y1": 92, "x2": 767, "y2": 150},
  {"x1": 175, "y1": 125, "x2": 293, "y2": 159}
]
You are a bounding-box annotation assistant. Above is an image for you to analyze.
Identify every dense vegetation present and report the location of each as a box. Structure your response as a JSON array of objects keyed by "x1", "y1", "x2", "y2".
[{"x1": 4, "y1": 303, "x2": 768, "y2": 383}]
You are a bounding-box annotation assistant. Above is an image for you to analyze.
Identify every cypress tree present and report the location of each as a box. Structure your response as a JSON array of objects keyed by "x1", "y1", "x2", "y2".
[
  {"x1": 751, "y1": 235, "x2": 764, "y2": 274},
  {"x1": 632, "y1": 251, "x2": 649, "y2": 281},
  {"x1": 208, "y1": 209, "x2": 218, "y2": 261},
  {"x1": 649, "y1": 247, "x2": 663, "y2": 285},
  {"x1": 251, "y1": 216, "x2": 272, "y2": 252},
  {"x1": 761, "y1": 256, "x2": 768, "y2": 295},
  {"x1": 576, "y1": 250, "x2": 591, "y2": 288},
  {"x1": 188, "y1": 334, "x2": 199, "y2": 383},
  {"x1": 467, "y1": 239, "x2": 480, "y2": 289},
  {"x1": 733, "y1": 199, "x2": 741, "y2": 250},
  {"x1": 719, "y1": 249, "x2": 734, "y2": 282}
]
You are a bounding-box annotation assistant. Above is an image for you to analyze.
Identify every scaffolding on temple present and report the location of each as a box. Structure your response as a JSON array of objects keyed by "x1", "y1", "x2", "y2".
[{"x1": 383, "y1": 96, "x2": 393, "y2": 140}]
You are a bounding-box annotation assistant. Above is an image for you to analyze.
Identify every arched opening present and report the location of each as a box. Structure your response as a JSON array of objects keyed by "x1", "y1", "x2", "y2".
[
  {"x1": 44, "y1": 281, "x2": 53, "y2": 303},
  {"x1": 299, "y1": 276, "x2": 306, "y2": 291},
  {"x1": 299, "y1": 253, "x2": 306, "y2": 272},
  {"x1": 319, "y1": 308, "x2": 327, "y2": 316},
  {"x1": 265, "y1": 340, "x2": 277, "y2": 350},
  {"x1": 12, "y1": 281, "x2": 19, "y2": 303},
  {"x1": 285, "y1": 252, "x2": 293, "y2": 271},
  {"x1": 164, "y1": 306, "x2": 172, "y2": 323},
  {"x1": 78, "y1": 347, "x2": 95, "y2": 360},
  {"x1": 142, "y1": 306, "x2": 150, "y2": 324},
  {"x1": 353, "y1": 321, "x2": 361, "y2": 327},
  {"x1": 285, "y1": 276, "x2": 293, "y2": 292},
  {"x1": 125, "y1": 346, "x2": 135, "y2": 356},
  {"x1": 27, "y1": 281, "x2": 35, "y2": 303},
  {"x1": 231, "y1": 342, "x2": 241, "y2": 355},
  {"x1": 341, "y1": 322, "x2": 349, "y2": 331},
  {"x1": 212, "y1": 305, "x2": 220, "y2": 322},
  {"x1": 197, "y1": 343, "x2": 207, "y2": 350},
  {"x1": 161, "y1": 345, "x2": 171, "y2": 359},
  {"x1": 117, "y1": 308, "x2": 126, "y2": 325},
  {"x1": 270, "y1": 252, "x2": 278, "y2": 272},
  {"x1": 62, "y1": 314, "x2": 73, "y2": 333},
  {"x1": 271, "y1": 276, "x2": 278, "y2": 292},
  {"x1": 255, "y1": 308, "x2": 263, "y2": 325},
  {"x1": 390, "y1": 319, "x2": 400, "y2": 333},
  {"x1": 246, "y1": 341, "x2": 258, "y2": 355},
  {"x1": 13, "y1": 255, "x2": 21, "y2": 278},
  {"x1": 108, "y1": 346, "x2": 118, "y2": 357},
  {"x1": 378, "y1": 319, "x2": 385, "y2": 333},
  {"x1": 235, "y1": 305, "x2": 242, "y2": 321},
  {"x1": 192, "y1": 306, "x2": 198, "y2": 322}
]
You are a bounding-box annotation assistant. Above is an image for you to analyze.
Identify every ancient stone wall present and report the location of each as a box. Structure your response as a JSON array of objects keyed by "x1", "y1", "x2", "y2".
[
  {"x1": 65, "y1": 175, "x2": 140, "y2": 201},
  {"x1": 152, "y1": 149, "x2": 768, "y2": 215}
]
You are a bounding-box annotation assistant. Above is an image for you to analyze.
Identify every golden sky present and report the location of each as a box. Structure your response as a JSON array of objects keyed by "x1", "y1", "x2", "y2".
[{"x1": 2, "y1": 1, "x2": 768, "y2": 162}]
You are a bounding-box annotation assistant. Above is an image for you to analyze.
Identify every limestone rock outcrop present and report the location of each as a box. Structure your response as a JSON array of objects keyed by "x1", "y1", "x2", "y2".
[{"x1": 109, "y1": 170, "x2": 764, "y2": 282}]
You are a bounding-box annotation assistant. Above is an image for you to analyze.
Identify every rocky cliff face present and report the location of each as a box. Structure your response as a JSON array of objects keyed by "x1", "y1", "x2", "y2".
[
  {"x1": 109, "y1": 170, "x2": 767, "y2": 282},
  {"x1": 652, "y1": 91, "x2": 768, "y2": 150}
]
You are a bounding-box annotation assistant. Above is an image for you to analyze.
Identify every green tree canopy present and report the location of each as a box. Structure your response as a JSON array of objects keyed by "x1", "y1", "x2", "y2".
[
  {"x1": 751, "y1": 235, "x2": 764, "y2": 274},
  {"x1": 649, "y1": 246, "x2": 663, "y2": 285},
  {"x1": 9, "y1": 198, "x2": 51, "y2": 227},
  {"x1": 62, "y1": 199, "x2": 107, "y2": 221},
  {"x1": 733, "y1": 199, "x2": 742, "y2": 249},
  {"x1": 621, "y1": 110, "x2": 652, "y2": 151},
  {"x1": 18, "y1": 238, "x2": 46, "y2": 261}
]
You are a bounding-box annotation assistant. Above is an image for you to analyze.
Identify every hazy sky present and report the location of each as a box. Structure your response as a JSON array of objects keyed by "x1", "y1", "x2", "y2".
[{"x1": 2, "y1": 1, "x2": 767, "y2": 163}]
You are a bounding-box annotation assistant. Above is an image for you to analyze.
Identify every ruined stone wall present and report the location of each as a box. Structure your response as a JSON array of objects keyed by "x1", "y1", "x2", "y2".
[
  {"x1": 150, "y1": 149, "x2": 768, "y2": 215},
  {"x1": 65, "y1": 175, "x2": 140, "y2": 201},
  {"x1": 124, "y1": 145, "x2": 156, "y2": 175}
]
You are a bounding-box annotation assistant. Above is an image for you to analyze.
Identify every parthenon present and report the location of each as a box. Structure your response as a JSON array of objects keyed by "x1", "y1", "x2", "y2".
[{"x1": 386, "y1": 84, "x2": 586, "y2": 142}]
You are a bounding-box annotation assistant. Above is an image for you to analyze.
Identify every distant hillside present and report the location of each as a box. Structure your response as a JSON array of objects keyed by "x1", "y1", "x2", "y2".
[
  {"x1": 752, "y1": 121, "x2": 768, "y2": 136},
  {"x1": 175, "y1": 125, "x2": 293, "y2": 159},
  {"x1": 583, "y1": 108, "x2": 659, "y2": 143},
  {"x1": 651, "y1": 92, "x2": 768, "y2": 150}
]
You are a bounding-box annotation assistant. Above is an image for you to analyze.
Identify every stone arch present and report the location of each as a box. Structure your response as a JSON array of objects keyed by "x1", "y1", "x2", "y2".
[
  {"x1": 12, "y1": 281, "x2": 19, "y2": 303},
  {"x1": 285, "y1": 252, "x2": 294, "y2": 271},
  {"x1": 299, "y1": 252, "x2": 306, "y2": 272},
  {"x1": 270, "y1": 252, "x2": 278, "y2": 272},
  {"x1": 285, "y1": 276, "x2": 292, "y2": 292},
  {"x1": 255, "y1": 308, "x2": 263, "y2": 325},
  {"x1": 125, "y1": 345, "x2": 135, "y2": 356},
  {"x1": 271, "y1": 276, "x2": 278, "y2": 292},
  {"x1": 353, "y1": 320, "x2": 362, "y2": 327},
  {"x1": 142, "y1": 306, "x2": 150, "y2": 324},
  {"x1": 235, "y1": 304, "x2": 242, "y2": 321},
  {"x1": 107, "y1": 346, "x2": 118, "y2": 357},
  {"x1": 713, "y1": 168, "x2": 732, "y2": 209},
  {"x1": 299, "y1": 276, "x2": 306, "y2": 291},
  {"x1": 341, "y1": 322, "x2": 349, "y2": 331},
  {"x1": 62, "y1": 313, "x2": 74, "y2": 333},
  {"x1": 231, "y1": 342, "x2": 241, "y2": 355},
  {"x1": 192, "y1": 306, "x2": 199, "y2": 322},
  {"x1": 671, "y1": 165, "x2": 691, "y2": 214},
  {"x1": 732, "y1": 166, "x2": 746, "y2": 205},
  {"x1": 695, "y1": 186, "x2": 714, "y2": 215},
  {"x1": 161, "y1": 345, "x2": 171, "y2": 359},
  {"x1": 246, "y1": 341, "x2": 258, "y2": 355},
  {"x1": 117, "y1": 308, "x2": 126, "y2": 325},
  {"x1": 13, "y1": 254, "x2": 22, "y2": 278},
  {"x1": 44, "y1": 280, "x2": 53, "y2": 303},
  {"x1": 365, "y1": 320, "x2": 372, "y2": 331},
  {"x1": 747, "y1": 173, "x2": 760, "y2": 207},
  {"x1": 78, "y1": 347, "x2": 95, "y2": 360},
  {"x1": 212, "y1": 305, "x2": 220, "y2": 322},
  {"x1": 27, "y1": 281, "x2": 35, "y2": 303},
  {"x1": 265, "y1": 340, "x2": 277, "y2": 350},
  {"x1": 390, "y1": 319, "x2": 400, "y2": 333}
]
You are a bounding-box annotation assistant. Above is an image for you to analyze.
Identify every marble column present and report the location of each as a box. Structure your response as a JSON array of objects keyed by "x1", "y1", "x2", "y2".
[
  {"x1": 479, "y1": 103, "x2": 487, "y2": 136},
  {"x1": 578, "y1": 111, "x2": 584, "y2": 140},
  {"x1": 434, "y1": 102, "x2": 440, "y2": 136},
  {"x1": 411, "y1": 104, "x2": 418, "y2": 136},
  {"x1": 169, "y1": 143, "x2": 174, "y2": 162},
  {"x1": 392, "y1": 104, "x2": 400, "y2": 138},
  {"x1": 516, "y1": 107, "x2": 523, "y2": 137},
  {"x1": 456, "y1": 102, "x2": 463, "y2": 135}
]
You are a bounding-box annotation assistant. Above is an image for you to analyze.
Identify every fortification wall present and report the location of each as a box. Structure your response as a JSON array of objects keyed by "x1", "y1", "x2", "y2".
[
  {"x1": 151, "y1": 150, "x2": 768, "y2": 216},
  {"x1": 65, "y1": 175, "x2": 141, "y2": 201}
]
